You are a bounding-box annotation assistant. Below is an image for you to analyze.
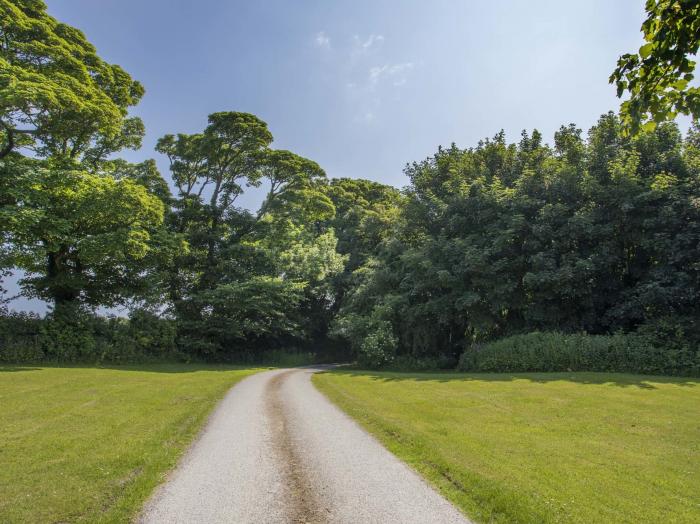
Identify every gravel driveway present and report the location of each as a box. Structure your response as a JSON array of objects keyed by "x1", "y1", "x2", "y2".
[{"x1": 139, "y1": 366, "x2": 470, "y2": 523}]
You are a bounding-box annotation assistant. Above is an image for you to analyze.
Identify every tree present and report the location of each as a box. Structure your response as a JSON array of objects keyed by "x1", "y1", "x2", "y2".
[
  {"x1": 0, "y1": 0, "x2": 171, "y2": 319},
  {"x1": 1, "y1": 159, "x2": 165, "y2": 312},
  {"x1": 611, "y1": 0, "x2": 700, "y2": 132},
  {"x1": 157, "y1": 112, "x2": 347, "y2": 358},
  {"x1": 0, "y1": 0, "x2": 144, "y2": 160},
  {"x1": 324, "y1": 178, "x2": 403, "y2": 272},
  {"x1": 156, "y1": 112, "x2": 272, "y2": 286}
]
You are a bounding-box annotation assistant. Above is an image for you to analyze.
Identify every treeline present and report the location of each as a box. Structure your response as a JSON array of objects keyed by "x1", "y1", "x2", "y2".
[
  {"x1": 334, "y1": 116, "x2": 700, "y2": 373},
  {"x1": 1, "y1": 1, "x2": 699, "y2": 374},
  {"x1": 0, "y1": 1, "x2": 345, "y2": 362}
]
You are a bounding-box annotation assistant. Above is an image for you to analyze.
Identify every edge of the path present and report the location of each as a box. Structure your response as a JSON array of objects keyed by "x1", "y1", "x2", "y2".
[
  {"x1": 310, "y1": 367, "x2": 477, "y2": 523},
  {"x1": 134, "y1": 367, "x2": 273, "y2": 523},
  {"x1": 136, "y1": 364, "x2": 472, "y2": 523}
]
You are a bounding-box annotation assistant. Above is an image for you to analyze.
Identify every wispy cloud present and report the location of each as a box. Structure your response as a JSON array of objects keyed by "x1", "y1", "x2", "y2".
[
  {"x1": 368, "y1": 62, "x2": 415, "y2": 89},
  {"x1": 314, "y1": 31, "x2": 331, "y2": 49},
  {"x1": 313, "y1": 32, "x2": 415, "y2": 125},
  {"x1": 353, "y1": 33, "x2": 385, "y2": 54}
]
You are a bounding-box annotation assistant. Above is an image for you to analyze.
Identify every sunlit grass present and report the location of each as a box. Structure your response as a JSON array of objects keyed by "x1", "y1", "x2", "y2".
[
  {"x1": 0, "y1": 364, "x2": 260, "y2": 523},
  {"x1": 314, "y1": 370, "x2": 700, "y2": 523}
]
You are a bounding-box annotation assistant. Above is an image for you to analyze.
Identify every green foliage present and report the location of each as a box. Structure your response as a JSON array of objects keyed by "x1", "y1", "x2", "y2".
[
  {"x1": 255, "y1": 348, "x2": 316, "y2": 367},
  {"x1": 332, "y1": 304, "x2": 398, "y2": 367},
  {"x1": 458, "y1": 331, "x2": 699, "y2": 376},
  {"x1": 177, "y1": 277, "x2": 306, "y2": 358},
  {"x1": 0, "y1": 0, "x2": 144, "y2": 160},
  {"x1": 0, "y1": 0, "x2": 175, "y2": 323},
  {"x1": 3, "y1": 2, "x2": 698, "y2": 372},
  {"x1": 155, "y1": 111, "x2": 347, "y2": 360},
  {"x1": 333, "y1": 115, "x2": 700, "y2": 372},
  {"x1": 1, "y1": 160, "x2": 165, "y2": 307},
  {"x1": 611, "y1": 0, "x2": 700, "y2": 132},
  {"x1": 323, "y1": 177, "x2": 404, "y2": 273},
  {"x1": 0, "y1": 310, "x2": 43, "y2": 361},
  {"x1": 0, "y1": 306, "x2": 179, "y2": 363}
]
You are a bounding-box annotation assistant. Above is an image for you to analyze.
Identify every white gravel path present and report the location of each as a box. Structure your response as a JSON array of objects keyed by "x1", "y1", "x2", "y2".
[{"x1": 139, "y1": 366, "x2": 470, "y2": 524}]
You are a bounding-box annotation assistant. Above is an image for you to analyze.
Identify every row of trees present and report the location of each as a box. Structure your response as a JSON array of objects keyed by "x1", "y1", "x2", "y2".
[
  {"x1": 0, "y1": 1, "x2": 363, "y2": 359},
  {"x1": 334, "y1": 116, "x2": 700, "y2": 366},
  {"x1": 1, "y1": 0, "x2": 698, "y2": 370}
]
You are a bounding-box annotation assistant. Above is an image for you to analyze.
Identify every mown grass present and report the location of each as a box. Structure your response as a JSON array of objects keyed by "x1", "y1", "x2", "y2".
[
  {"x1": 0, "y1": 364, "x2": 260, "y2": 523},
  {"x1": 313, "y1": 370, "x2": 700, "y2": 523}
]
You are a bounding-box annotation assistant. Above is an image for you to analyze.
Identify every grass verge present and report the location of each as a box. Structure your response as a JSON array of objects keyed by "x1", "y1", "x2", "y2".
[
  {"x1": 313, "y1": 370, "x2": 700, "y2": 523},
  {"x1": 0, "y1": 364, "x2": 260, "y2": 523}
]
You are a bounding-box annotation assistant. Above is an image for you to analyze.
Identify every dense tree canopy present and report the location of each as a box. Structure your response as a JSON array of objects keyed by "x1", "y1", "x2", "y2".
[
  {"x1": 154, "y1": 111, "x2": 346, "y2": 358},
  {"x1": 2, "y1": 160, "x2": 165, "y2": 309},
  {"x1": 0, "y1": 0, "x2": 166, "y2": 319},
  {"x1": 332, "y1": 115, "x2": 700, "y2": 367}
]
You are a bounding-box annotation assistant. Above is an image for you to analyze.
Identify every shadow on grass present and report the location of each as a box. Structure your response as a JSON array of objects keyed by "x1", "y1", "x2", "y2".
[
  {"x1": 0, "y1": 366, "x2": 43, "y2": 373},
  {"x1": 0, "y1": 359, "x2": 348, "y2": 374},
  {"x1": 320, "y1": 368, "x2": 699, "y2": 389},
  {"x1": 0, "y1": 363, "x2": 268, "y2": 374}
]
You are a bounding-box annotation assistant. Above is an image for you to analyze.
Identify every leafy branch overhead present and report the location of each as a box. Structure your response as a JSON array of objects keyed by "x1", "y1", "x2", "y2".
[{"x1": 611, "y1": 0, "x2": 700, "y2": 132}]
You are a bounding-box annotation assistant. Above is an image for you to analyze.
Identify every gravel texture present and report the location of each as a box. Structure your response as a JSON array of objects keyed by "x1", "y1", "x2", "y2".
[{"x1": 139, "y1": 367, "x2": 470, "y2": 523}]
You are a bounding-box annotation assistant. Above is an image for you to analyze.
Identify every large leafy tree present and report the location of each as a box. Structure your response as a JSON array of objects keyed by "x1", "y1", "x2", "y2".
[
  {"x1": 158, "y1": 112, "x2": 345, "y2": 357},
  {"x1": 1, "y1": 160, "x2": 164, "y2": 311},
  {"x1": 0, "y1": 0, "x2": 170, "y2": 317},
  {"x1": 611, "y1": 0, "x2": 700, "y2": 132},
  {"x1": 0, "y1": 0, "x2": 144, "y2": 160},
  {"x1": 155, "y1": 112, "x2": 273, "y2": 309}
]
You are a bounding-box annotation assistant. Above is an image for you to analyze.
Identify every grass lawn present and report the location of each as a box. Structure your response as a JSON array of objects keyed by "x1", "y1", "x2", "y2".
[
  {"x1": 313, "y1": 370, "x2": 700, "y2": 523},
  {"x1": 0, "y1": 364, "x2": 260, "y2": 523}
]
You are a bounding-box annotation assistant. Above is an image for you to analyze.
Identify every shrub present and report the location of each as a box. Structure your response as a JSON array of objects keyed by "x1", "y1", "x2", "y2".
[
  {"x1": 0, "y1": 308, "x2": 181, "y2": 364},
  {"x1": 40, "y1": 310, "x2": 98, "y2": 361},
  {"x1": 0, "y1": 311, "x2": 44, "y2": 361},
  {"x1": 357, "y1": 320, "x2": 397, "y2": 368},
  {"x1": 331, "y1": 306, "x2": 398, "y2": 368},
  {"x1": 458, "y1": 331, "x2": 699, "y2": 376}
]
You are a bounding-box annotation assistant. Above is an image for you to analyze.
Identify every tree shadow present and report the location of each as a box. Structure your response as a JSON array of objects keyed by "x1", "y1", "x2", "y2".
[
  {"x1": 320, "y1": 369, "x2": 700, "y2": 389},
  {"x1": 0, "y1": 366, "x2": 42, "y2": 373},
  {"x1": 0, "y1": 363, "x2": 270, "y2": 374}
]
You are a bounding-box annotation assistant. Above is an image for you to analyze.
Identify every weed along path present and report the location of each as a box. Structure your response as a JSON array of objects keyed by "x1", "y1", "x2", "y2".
[{"x1": 139, "y1": 367, "x2": 469, "y2": 523}]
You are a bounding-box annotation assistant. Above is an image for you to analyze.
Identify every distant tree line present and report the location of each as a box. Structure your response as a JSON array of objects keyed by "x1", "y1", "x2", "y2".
[
  {"x1": 1, "y1": 0, "x2": 698, "y2": 374},
  {"x1": 334, "y1": 117, "x2": 700, "y2": 372}
]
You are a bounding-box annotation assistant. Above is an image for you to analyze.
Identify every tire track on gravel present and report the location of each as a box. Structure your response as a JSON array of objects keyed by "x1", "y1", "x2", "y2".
[
  {"x1": 140, "y1": 367, "x2": 470, "y2": 523},
  {"x1": 265, "y1": 370, "x2": 326, "y2": 523}
]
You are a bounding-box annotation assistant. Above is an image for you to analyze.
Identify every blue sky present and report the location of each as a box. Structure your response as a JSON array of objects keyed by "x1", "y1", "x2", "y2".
[
  {"x1": 46, "y1": 0, "x2": 648, "y2": 195},
  {"x1": 9, "y1": 0, "x2": 651, "y2": 312}
]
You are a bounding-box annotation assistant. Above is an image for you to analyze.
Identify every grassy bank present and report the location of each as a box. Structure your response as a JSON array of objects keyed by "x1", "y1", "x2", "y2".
[
  {"x1": 0, "y1": 364, "x2": 260, "y2": 523},
  {"x1": 313, "y1": 370, "x2": 700, "y2": 523}
]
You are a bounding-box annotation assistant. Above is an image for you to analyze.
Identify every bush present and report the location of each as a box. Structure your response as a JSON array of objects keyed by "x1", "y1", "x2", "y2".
[
  {"x1": 357, "y1": 320, "x2": 397, "y2": 368},
  {"x1": 40, "y1": 310, "x2": 98, "y2": 361},
  {"x1": 0, "y1": 311, "x2": 44, "y2": 361},
  {"x1": 0, "y1": 309, "x2": 180, "y2": 364},
  {"x1": 458, "y1": 331, "x2": 699, "y2": 376},
  {"x1": 331, "y1": 307, "x2": 398, "y2": 368}
]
